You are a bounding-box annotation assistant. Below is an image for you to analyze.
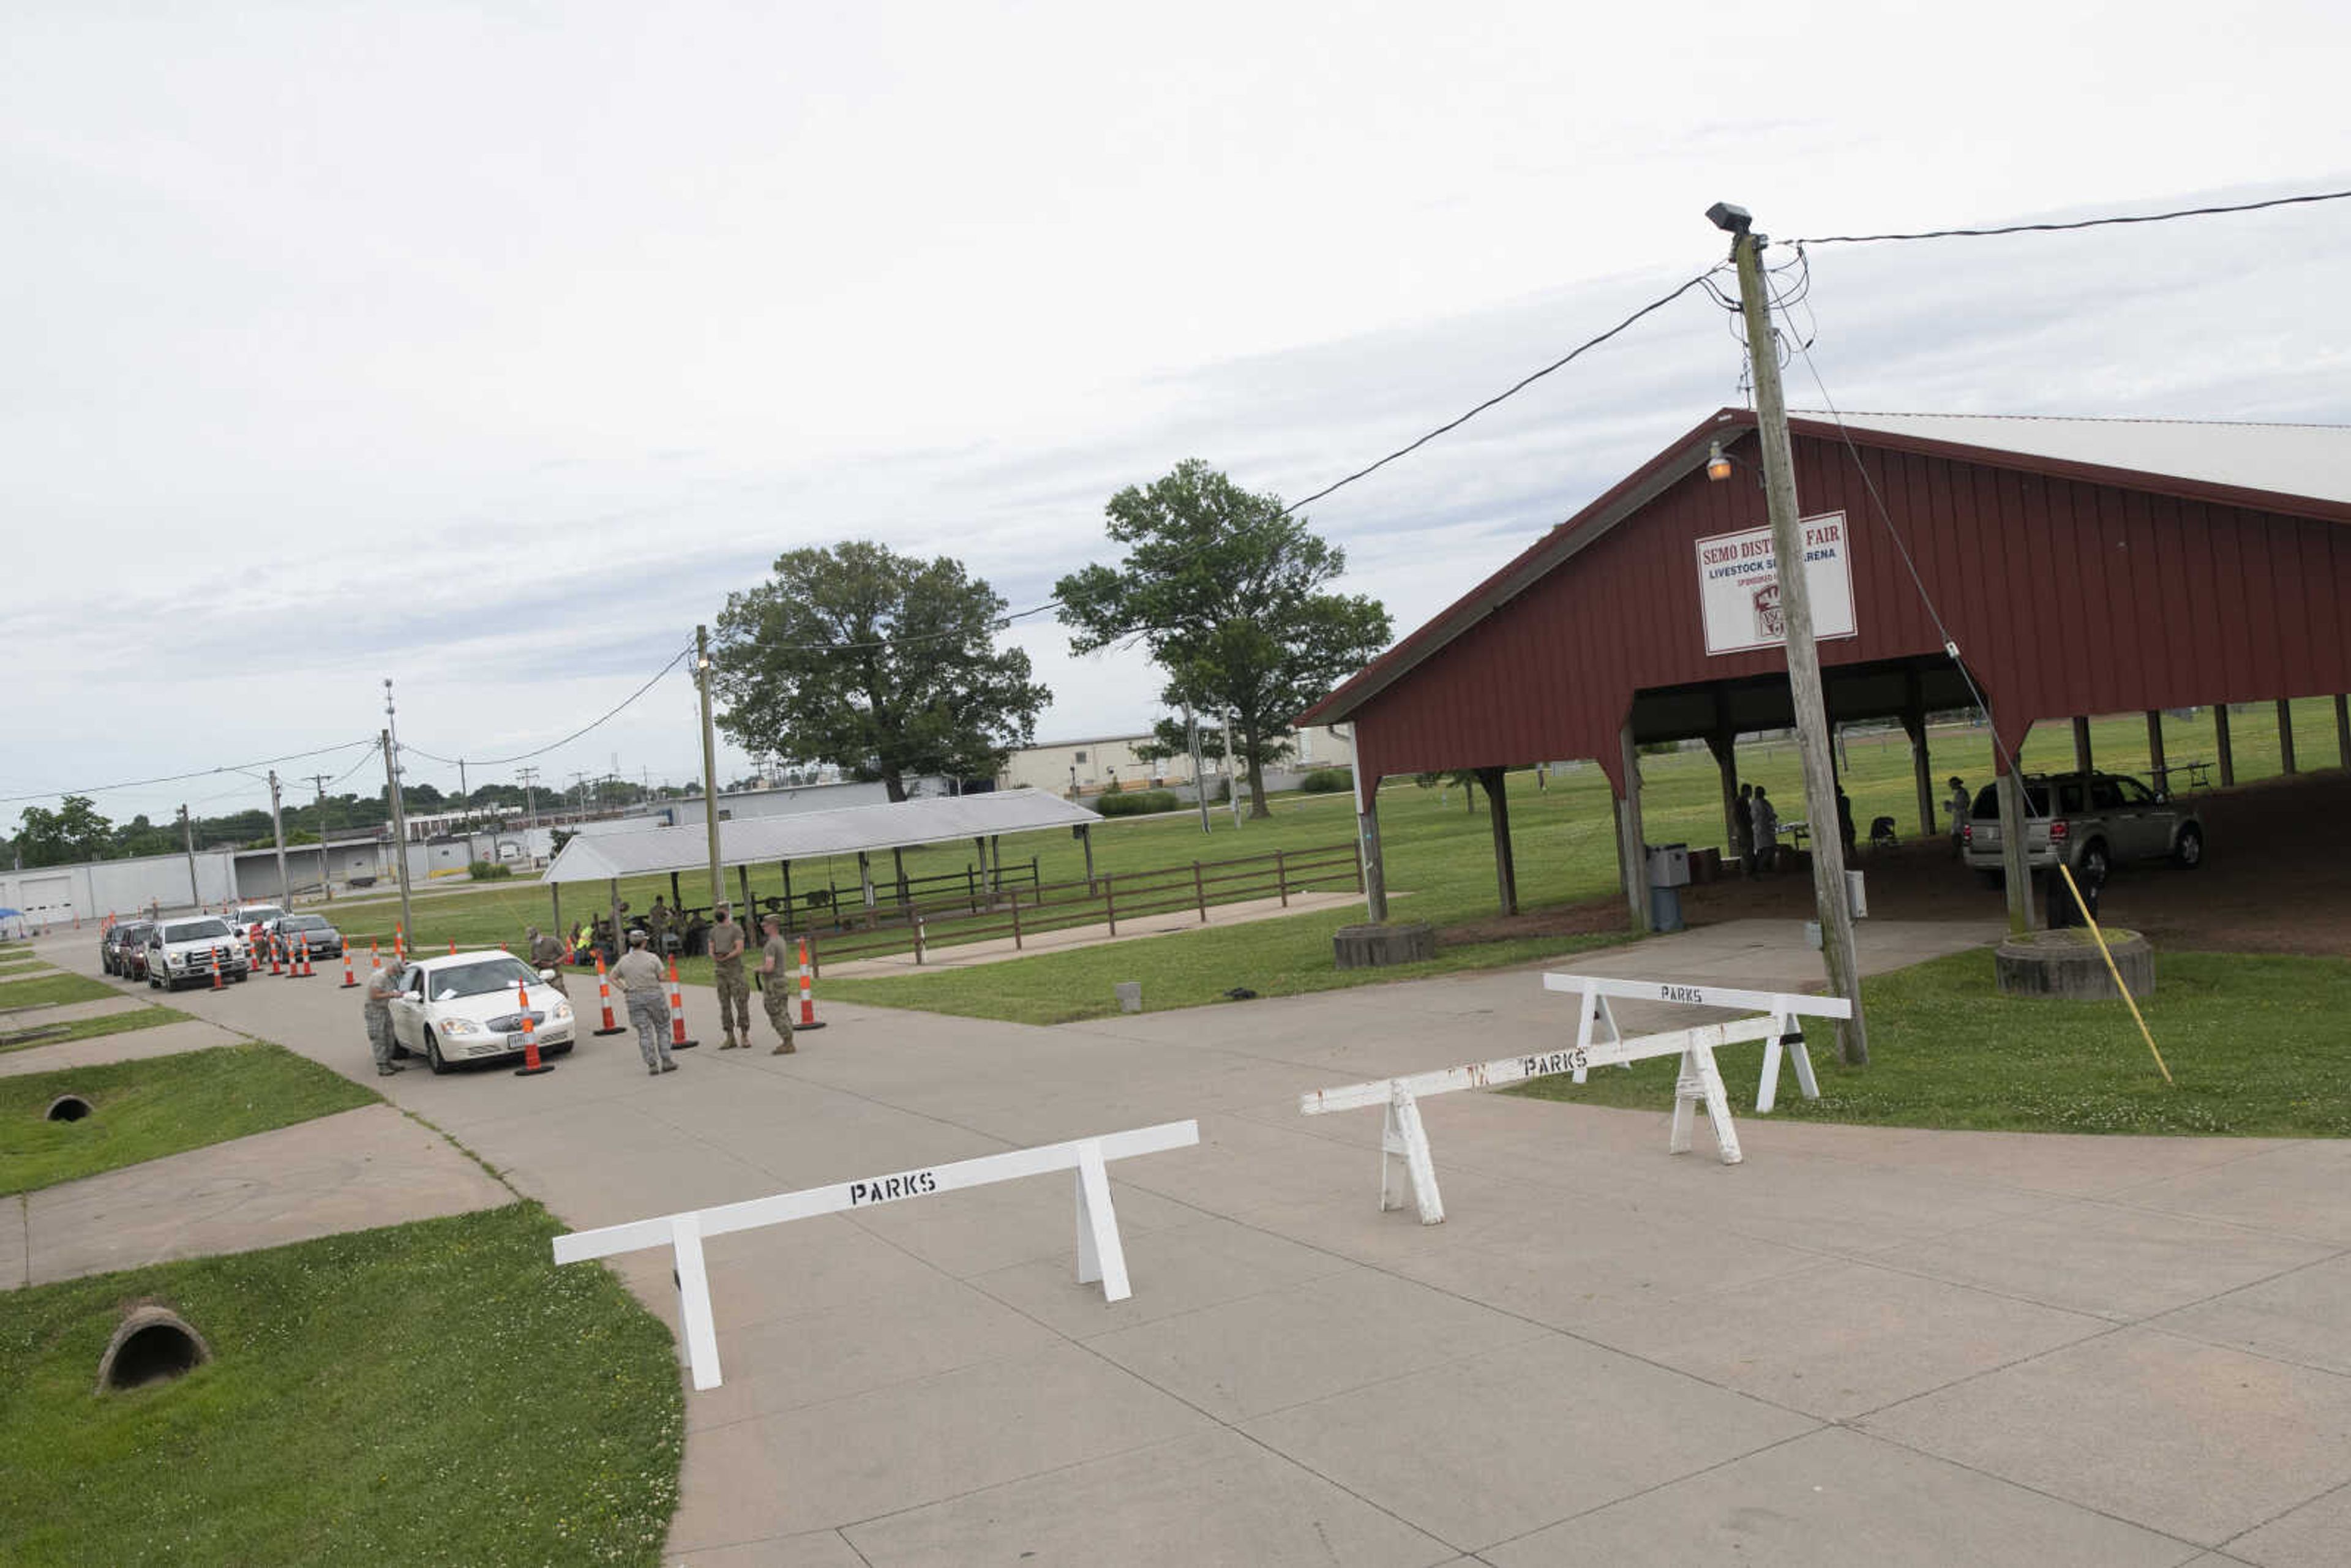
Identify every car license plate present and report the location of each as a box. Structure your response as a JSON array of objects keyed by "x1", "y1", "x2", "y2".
[{"x1": 507, "y1": 1032, "x2": 531, "y2": 1049}]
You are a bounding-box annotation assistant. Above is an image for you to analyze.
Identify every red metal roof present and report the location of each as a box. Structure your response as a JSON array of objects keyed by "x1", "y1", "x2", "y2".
[{"x1": 1303, "y1": 408, "x2": 2351, "y2": 790}]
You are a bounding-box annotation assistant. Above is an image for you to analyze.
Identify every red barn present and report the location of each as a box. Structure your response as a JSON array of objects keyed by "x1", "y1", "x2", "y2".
[{"x1": 1299, "y1": 408, "x2": 2351, "y2": 929}]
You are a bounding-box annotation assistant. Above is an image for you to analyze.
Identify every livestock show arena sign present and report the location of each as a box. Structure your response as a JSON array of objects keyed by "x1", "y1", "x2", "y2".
[{"x1": 1695, "y1": 511, "x2": 1857, "y2": 656}]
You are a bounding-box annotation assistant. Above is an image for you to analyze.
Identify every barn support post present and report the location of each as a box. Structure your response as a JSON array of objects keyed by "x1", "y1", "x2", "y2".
[
  {"x1": 669, "y1": 871, "x2": 683, "y2": 911},
  {"x1": 1354, "y1": 774, "x2": 1389, "y2": 922},
  {"x1": 737, "y1": 864, "x2": 754, "y2": 920},
  {"x1": 2072, "y1": 716, "x2": 2093, "y2": 776},
  {"x1": 856, "y1": 851, "x2": 876, "y2": 912},
  {"x1": 2277, "y1": 699, "x2": 2297, "y2": 775},
  {"x1": 781, "y1": 862, "x2": 795, "y2": 932},
  {"x1": 2146, "y1": 711, "x2": 2168, "y2": 789},
  {"x1": 1903, "y1": 672, "x2": 1934, "y2": 838},
  {"x1": 2335, "y1": 696, "x2": 2350, "y2": 770},
  {"x1": 1478, "y1": 768, "x2": 1517, "y2": 916},
  {"x1": 2215, "y1": 705, "x2": 2236, "y2": 786},
  {"x1": 1616, "y1": 721, "x2": 1652, "y2": 935},
  {"x1": 1704, "y1": 702, "x2": 1740, "y2": 863},
  {"x1": 609, "y1": 878, "x2": 624, "y2": 962},
  {"x1": 1080, "y1": 824, "x2": 1097, "y2": 892},
  {"x1": 1995, "y1": 743, "x2": 2038, "y2": 936}
]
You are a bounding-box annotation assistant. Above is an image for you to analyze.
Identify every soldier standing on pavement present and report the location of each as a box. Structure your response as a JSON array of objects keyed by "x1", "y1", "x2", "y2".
[
  {"x1": 363, "y1": 958, "x2": 407, "y2": 1076},
  {"x1": 709, "y1": 901, "x2": 751, "y2": 1049},
  {"x1": 759, "y1": 913, "x2": 797, "y2": 1054},
  {"x1": 609, "y1": 929, "x2": 675, "y2": 1075},
  {"x1": 526, "y1": 925, "x2": 570, "y2": 997}
]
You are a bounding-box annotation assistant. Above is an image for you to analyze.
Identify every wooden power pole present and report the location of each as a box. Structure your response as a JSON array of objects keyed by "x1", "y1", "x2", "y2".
[
  {"x1": 696, "y1": 625, "x2": 725, "y2": 909},
  {"x1": 1714, "y1": 201, "x2": 1870, "y2": 1067}
]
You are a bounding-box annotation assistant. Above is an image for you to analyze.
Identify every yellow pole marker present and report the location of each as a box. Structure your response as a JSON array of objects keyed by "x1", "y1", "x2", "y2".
[{"x1": 2058, "y1": 863, "x2": 2171, "y2": 1086}]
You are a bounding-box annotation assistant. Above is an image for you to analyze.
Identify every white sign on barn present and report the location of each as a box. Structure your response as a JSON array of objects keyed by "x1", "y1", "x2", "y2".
[{"x1": 1695, "y1": 511, "x2": 1858, "y2": 656}]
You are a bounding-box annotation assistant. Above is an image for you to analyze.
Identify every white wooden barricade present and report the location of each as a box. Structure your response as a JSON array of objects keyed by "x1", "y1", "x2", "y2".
[
  {"x1": 551, "y1": 1120, "x2": 1198, "y2": 1391},
  {"x1": 1299, "y1": 975, "x2": 1852, "y2": 1224},
  {"x1": 1540, "y1": 973, "x2": 1851, "y2": 1114}
]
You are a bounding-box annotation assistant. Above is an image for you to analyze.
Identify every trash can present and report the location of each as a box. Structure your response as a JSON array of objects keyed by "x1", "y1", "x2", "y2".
[{"x1": 1646, "y1": 843, "x2": 1690, "y2": 933}]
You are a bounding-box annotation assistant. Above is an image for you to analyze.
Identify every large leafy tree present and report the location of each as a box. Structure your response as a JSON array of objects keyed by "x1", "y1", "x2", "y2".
[
  {"x1": 712, "y1": 541, "x2": 1049, "y2": 801},
  {"x1": 1056, "y1": 460, "x2": 1391, "y2": 818},
  {"x1": 13, "y1": 795, "x2": 114, "y2": 866}
]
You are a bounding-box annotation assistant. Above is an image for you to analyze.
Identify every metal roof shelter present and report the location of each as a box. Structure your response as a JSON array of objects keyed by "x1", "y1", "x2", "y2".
[
  {"x1": 544, "y1": 788, "x2": 1101, "y2": 885},
  {"x1": 1300, "y1": 408, "x2": 2351, "y2": 934}
]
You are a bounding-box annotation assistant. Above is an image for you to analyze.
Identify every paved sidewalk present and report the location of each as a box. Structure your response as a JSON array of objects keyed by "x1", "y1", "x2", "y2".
[
  {"x1": 10, "y1": 1103, "x2": 514, "y2": 1288},
  {"x1": 25, "y1": 920, "x2": 2351, "y2": 1566}
]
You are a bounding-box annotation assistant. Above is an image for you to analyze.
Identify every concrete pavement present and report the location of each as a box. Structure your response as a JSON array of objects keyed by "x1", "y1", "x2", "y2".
[{"x1": 20, "y1": 919, "x2": 2351, "y2": 1566}]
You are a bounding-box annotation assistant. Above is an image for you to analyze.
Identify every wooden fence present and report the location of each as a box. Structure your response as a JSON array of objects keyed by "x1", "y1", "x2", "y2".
[{"x1": 806, "y1": 841, "x2": 1362, "y2": 972}]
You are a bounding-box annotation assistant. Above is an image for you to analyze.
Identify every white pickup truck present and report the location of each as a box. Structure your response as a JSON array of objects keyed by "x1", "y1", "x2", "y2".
[{"x1": 145, "y1": 915, "x2": 253, "y2": 990}]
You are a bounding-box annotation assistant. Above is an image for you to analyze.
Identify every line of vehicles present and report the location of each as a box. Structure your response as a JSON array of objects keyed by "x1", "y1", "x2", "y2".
[
  {"x1": 100, "y1": 903, "x2": 350, "y2": 989},
  {"x1": 99, "y1": 902, "x2": 576, "y2": 1073}
]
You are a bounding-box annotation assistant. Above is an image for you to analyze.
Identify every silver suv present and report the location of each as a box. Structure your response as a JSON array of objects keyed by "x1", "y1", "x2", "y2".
[{"x1": 1963, "y1": 770, "x2": 2203, "y2": 883}]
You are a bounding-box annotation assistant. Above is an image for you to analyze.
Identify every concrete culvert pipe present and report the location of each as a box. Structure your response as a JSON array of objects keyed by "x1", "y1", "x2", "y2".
[
  {"x1": 95, "y1": 1306, "x2": 212, "y2": 1394},
  {"x1": 44, "y1": 1093, "x2": 93, "y2": 1122}
]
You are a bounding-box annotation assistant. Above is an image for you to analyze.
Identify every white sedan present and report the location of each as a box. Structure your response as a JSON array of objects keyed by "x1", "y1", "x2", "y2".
[{"x1": 387, "y1": 951, "x2": 576, "y2": 1075}]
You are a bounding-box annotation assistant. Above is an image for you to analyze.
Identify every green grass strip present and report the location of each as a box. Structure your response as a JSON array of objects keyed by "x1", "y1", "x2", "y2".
[
  {"x1": 0, "y1": 1201, "x2": 683, "y2": 1567},
  {"x1": 0, "y1": 973, "x2": 116, "y2": 1010},
  {"x1": 1515, "y1": 948, "x2": 2351, "y2": 1138},
  {"x1": 825, "y1": 910, "x2": 1635, "y2": 1025},
  {"x1": 1, "y1": 1005, "x2": 193, "y2": 1056},
  {"x1": 1, "y1": 1043, "x2": 378, "y2": 1195}
]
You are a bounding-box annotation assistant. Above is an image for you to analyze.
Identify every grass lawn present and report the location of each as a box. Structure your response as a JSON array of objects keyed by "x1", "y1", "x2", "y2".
[
  {"x1": 313, "y1": 702, "x2": 2344, "y2": 1021},
  {"x1": 1517, "y1": 948, "x2": 2351, "y2": 1137},
  {"x1": 825, "y1": 917, "x2": 1637, "y2": 1025},
  {"x1": 1, "y1": 1045, "x2": 379, "y2": 1195},
  {"x1": 0, "y1": 1202, "x2": 682, "y2": 1567},
  {"x1": 1, "y1": 1004, "x2": 192, "y2": 1055},
  {"x1": 0, "y1": 972, "x2": 116, "y2": 1010}
]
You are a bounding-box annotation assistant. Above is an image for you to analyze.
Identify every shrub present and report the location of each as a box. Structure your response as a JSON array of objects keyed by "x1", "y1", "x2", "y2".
[
  {"x1": 466, "y1": 860, "x2": 513, "y2": 880},
  {"x1": 1093, "y1": 790, "x2": 1180, "y2": 817},
  {"x1": 1299, "y1": 768, "x2": 1352, "y2": 793}
]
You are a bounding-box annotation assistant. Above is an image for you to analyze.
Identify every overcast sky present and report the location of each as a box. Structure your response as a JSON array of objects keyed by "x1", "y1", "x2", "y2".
[{"x1": 6, "y1": 1, "x2": 2347, "y2": 829}]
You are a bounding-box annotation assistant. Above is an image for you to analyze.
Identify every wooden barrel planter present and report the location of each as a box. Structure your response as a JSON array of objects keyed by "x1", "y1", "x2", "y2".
[
  {"x1": 1333, "y1": 922, "x2": 1436, "y2": 970},
  {"x1": 1995, "y1": 929, "x2": 2154, "y2": 1000}
]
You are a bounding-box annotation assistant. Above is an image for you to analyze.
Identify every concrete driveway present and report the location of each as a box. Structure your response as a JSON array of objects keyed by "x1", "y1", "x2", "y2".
[{"x1": 24, "y1": 919, "x2": 2351, "y2": 1566}]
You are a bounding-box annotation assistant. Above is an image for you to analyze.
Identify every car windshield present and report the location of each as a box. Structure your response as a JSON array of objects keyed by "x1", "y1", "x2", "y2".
[
  {"x1": 163, "y1": 919, "x2": 231, "y2": 942},
  {"x1": 285, "y1": 915, "x2": 330, "y2": 931},
  {"x1": 428, "y1": 957, "x2": 540, "y2": 1000},
  {"x1": 116, "y1": 925, "x2": 153, "y2": 942}
]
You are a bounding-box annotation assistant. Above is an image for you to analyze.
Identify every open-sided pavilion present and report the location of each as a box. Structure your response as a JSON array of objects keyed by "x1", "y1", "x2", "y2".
[
  {"x1": 1302, "y1": 408, "x2": 2351, "y2": 932},
  {"x1": 540, "y1": 787, "x2": 1103, "y2": 942}
]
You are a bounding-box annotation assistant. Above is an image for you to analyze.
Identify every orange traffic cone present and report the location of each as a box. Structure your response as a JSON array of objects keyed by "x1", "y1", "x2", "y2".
[
  {"x1": 296, "y1": 936, "x2": 315, "y2": 978},
  {"x1": 591, "y1": 953, "x2": 628, "y2": 1036},
  {"x1": 667, "y1": 956, "x2": 698, "y2": 1049},
  {"x1": 340, "y1": 948, "x2": 358, "y2": 988},
  {"x1": 210, "y1": 947, "x2": 224, "y2": 991},
  {"x1": 795, "y1": 937, "x2": 828, "y2": 1031},
  {"x1": 394, "y1": 925, "x2": 405, "y2": 960},
  {"x1": 269, "y1": 936, "x2": 283, "y2": 977},
  {"x1": 448, "y1": 940, "x2": 457, "y2": 956},
  {"x1": 513, "y1": 979, "x2": 553, "y2": 1076}
]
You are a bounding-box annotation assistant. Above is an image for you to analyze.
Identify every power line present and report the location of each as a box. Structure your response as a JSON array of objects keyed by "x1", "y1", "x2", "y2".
[
  {"x1": 400, "y1": 641, "x2": 696, "y2": 770},
  {"x1": 1281, "y1": 268, "x2": 1729, "y2": 514},
  {"x1": 1790, "y1": 187, "x2": 2351, "y2": 246},
  {"x1": 0, "y1": 738, "x2": 378, "y2": 808}
]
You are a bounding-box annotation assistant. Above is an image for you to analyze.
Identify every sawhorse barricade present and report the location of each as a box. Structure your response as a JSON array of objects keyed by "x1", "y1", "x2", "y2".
[
  {"x1": 1299, "y1": 975, "x2": 1852, "y2": 1224},
  {"x1": 1540, "y1": 973, "x2": 1851, "y2": 1114},
  {"x1": 551, "y1": 1119, "x2": 1199, "y2": 1391}
]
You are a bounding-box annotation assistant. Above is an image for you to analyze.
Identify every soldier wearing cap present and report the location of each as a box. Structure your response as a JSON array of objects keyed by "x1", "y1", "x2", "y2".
[
  {"x1": 709, "y1": 901, "x2": 751, "y2": 1049},
  {"x1": 525, "y1": 925, "x2": 570, "y2": 997},
  {"x1": 610, "y1": 929, "x2": 675, "y2": 1075},
  {"x1": 363, "y1": 958, "x2": 407, "y2": 1076},
  {"x1": 759, "y1": 912, "x2": 797, "y2": 1054}
]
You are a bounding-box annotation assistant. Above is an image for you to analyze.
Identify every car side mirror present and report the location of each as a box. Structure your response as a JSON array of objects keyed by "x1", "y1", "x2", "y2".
[{"x1": 538, "y1": 968, "x2": 557, "y2": 982}]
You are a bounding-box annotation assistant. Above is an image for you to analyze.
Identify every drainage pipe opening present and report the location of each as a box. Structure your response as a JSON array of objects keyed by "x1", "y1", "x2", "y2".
[
  {"x1": 45, "y1": 1093, "x2": 93, "y2": 1122},
  {"x1": 96, "y1": 1307, "x2": 211, "y2": 1393}
]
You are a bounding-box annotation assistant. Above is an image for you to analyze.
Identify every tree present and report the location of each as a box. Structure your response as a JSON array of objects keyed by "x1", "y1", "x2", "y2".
[
  {"x1": 1056, "y1": 460, "x2": 1391, "y2": 818},
  {"x1": 13, "y1": 795, "x2": 114, "y2": 866},
  {"x1": 712, "y1": 541, "x2": 1050, "y2": 802}
]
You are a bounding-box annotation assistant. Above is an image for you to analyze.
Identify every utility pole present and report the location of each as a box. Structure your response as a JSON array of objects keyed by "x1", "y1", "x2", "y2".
[
  {"x1": 267, "y1": 769, "x2": 290, "y2": 906},
  {"x1": 696, "y1": 625, "x2": 725, "y2": 907},
  {"x1": 1712, "y1": 200, "x2": 1868, "y2": 1066},
  {"x1": 305, "y1": 773, "x2": 335, "y2": 901},
  {"x1": 457, "y1": 757, "x2": 468, "y2": 807},
  {"x1": 1187, "y1": 705, "x2": 1210, "y2": 834},
  {"x1": 518, "y1": 765, "x2": 540, "y2": 850},
  {"x1": 179, "y1": 803, "x2": 200, "y2": 910},
  {"x1": 381, "y1": 718, "x2": 415, "y2": 948},
  {"x1": 1226, "y1": 710, "x2": 1243, "y2": 826}
]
